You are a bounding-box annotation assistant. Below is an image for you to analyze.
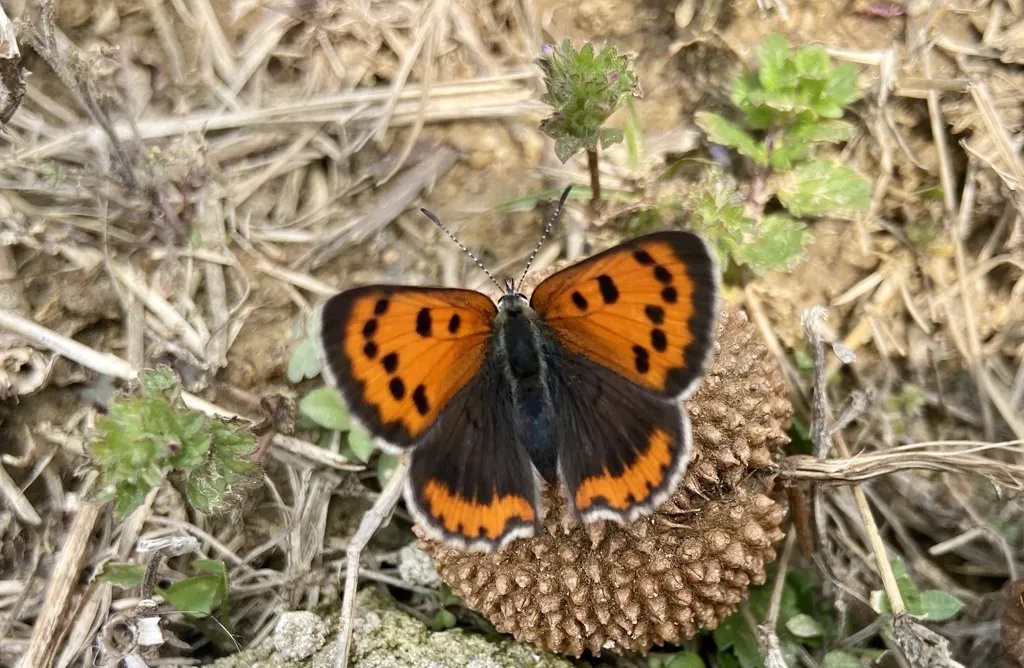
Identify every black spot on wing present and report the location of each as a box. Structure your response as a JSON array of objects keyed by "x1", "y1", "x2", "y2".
[
  {"x1": 633, "y1": 249, "x2": 655, "y2": 265},
  {"x1": 597, "y1": 275, "x2": 619, "y2": 304},
  {"x1": 644, "y1": 305, "x2": 665, "y2": 324},
  {"x1": 651, "y1": 328, "x2": 667, "y2": 352},
  {"x1": 416, "y1": 308, "x2": 432, "y2": 337},
  {"x1": 412, "y1": 384, "x2": 430, "y2": 416},
  {"x1": 632, "y1": 345, "x2": 650, "y2": 374}
]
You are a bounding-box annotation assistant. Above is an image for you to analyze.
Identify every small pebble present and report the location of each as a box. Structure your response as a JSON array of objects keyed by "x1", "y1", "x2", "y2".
[{"x1": 273, "y1": 610, "x2": 327, "y2": 660}]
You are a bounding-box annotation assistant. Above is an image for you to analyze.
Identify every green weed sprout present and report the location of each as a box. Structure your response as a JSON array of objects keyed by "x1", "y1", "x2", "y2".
[
  {"x1": 694, "y1": 33, "x2": 871, "y2": 275},
  {"x1": 536, "y1": 39, "x2": 642, "y2": 214},
  {"x1": 89, "y1": 366, "x2": 257, "y2": 517},
  {"x1": 288, "y1": 316, "x2": 391, "y2": 479}
]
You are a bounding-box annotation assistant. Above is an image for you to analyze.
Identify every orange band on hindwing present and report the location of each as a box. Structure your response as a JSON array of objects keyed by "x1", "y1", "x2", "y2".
[{"x1": 573, "y1": 427, "x2": 674, "y2": 512}]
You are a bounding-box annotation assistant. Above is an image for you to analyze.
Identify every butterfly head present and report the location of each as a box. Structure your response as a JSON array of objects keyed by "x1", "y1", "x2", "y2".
[{"x1": 498, "y1": 276, "x2": 528, "y2": 312}]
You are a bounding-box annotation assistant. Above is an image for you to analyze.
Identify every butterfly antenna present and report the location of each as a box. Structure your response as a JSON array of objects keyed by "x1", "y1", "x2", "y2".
[
  {"x1": 420, "y1": 208, "x2": 505, "y2": 293},
  {"x1": 515, "y1": 185, "x2": 573, "y2": 292}
]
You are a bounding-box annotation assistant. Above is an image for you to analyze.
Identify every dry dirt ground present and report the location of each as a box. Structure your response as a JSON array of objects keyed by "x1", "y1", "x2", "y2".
[{"x1": 1, "y1": 0, "x2": 1023, "y2": 667}]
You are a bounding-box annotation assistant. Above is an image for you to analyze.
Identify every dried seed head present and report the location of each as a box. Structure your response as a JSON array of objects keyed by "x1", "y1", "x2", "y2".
[{"x1": 418, "y1": 301, "x2": 792, "y2": 656}]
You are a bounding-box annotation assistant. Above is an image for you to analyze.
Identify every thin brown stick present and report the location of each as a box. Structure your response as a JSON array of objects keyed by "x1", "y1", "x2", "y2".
[
  {"x1": 803, "y1": 308, "x2": 906, "y2": 618},
  {"x1": 586, "y1": 147, "x2": 601, "y2": 216},
  {"x1": 19, "y1": 484, "x2": 103, "y2": 668},
  {"x1": 334, "y1": 455, "x2": 411, "y2": 668}
]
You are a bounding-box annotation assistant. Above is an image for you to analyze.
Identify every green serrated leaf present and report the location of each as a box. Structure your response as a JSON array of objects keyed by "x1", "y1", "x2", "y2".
[
  {"x1": 917, "y1": 590, "x2": 964, "y2": 621},
  {"x1": 94, "y1": 562, "x2": 147, "y2": 588},
  {"x1": 138, "y1": 365, "x2": 179, "y2": 396},
  {"x1": 696, "y1": 112, "x2": 767, "y2": 164},
  {"x1": 299, "y1": 387, "x2": 350, "y2": 431},
  {"x1": 756, "y1": 33, "x2": 792, "y2": 93},
  {"x1": 732, "y1": 215, "x2": 810, "y2": 274},
  {"x1": 822, "y1": 651, "x2": 867, "y2": 668},
  {"x1": 776, "y1": 160, "x2": 871, "y2": 217},
  {"x1": 792, "y1": 45, "x2": 831, "y2": 79},
  {"x1": 822, "y1": 63, "x2": 861, "y2": 108},
  {"x1": 347, "y1": 425, "x2": 376, "y2": 462},
  {"x1": 287, "y1": 337, "x2": 322, "y2": 383},
  {"x1": 552, "y1": 134, "x2": 585, "y2": 163},
  {"x1": 785, "y1": 613, "x2": 824, "y2": 638}
]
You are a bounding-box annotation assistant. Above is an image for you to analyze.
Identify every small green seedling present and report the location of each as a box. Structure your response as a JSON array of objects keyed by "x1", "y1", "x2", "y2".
[
  {"x1": 536, "y1": 39, "x2": 642, "y2": 213},
  {"x1": 694, "y1": 33, "x2": 871, "y2": 275},
  {"x1": 96, "y1": 557, "x2": 235, "y2": 648},
  {"x1": 713, "y1": 569, "x2": 828, "y2": 668},
  {"x1": 871, "y1": 556, "x2": 964, "y2": 623},
  {"x1": 288, "y1": 314, "x2": 391, "y2": 477},
  {"x1": 88, "y1": 366, "x2": 258, "y2": 517}
]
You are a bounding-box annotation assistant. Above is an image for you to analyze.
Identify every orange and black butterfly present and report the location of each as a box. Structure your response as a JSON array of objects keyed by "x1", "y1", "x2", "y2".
[{"x1": 319, "y1": 189, "x2": 720, "y2": 552}]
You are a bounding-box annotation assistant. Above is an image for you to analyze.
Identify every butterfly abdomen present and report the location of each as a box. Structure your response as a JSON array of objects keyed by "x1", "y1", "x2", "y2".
[{"x1": 493, "y1": 296, "x2": 559, "y2": 481}]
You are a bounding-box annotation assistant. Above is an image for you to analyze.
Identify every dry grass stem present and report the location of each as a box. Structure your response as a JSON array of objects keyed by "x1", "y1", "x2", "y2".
[
  {"x1": 784, "y1": 440, "x2": 1024, "y2": 489},
  {"x1": 334, "y1": 455, "x2": 411, "y2": 668}
]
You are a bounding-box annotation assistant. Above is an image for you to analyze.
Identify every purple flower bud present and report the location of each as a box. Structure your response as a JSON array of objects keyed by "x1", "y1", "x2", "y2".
[
  {"x1": 709, "y1": 145, "x2": 732, "y2": 166},
  {"x1": 541, "y1": 44, "x2": 554, "y2": 57}
]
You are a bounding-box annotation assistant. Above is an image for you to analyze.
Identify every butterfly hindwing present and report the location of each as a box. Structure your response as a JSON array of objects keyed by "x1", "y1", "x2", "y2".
[
  {"x1": 530, "y1": 231, "x2": 719, "y2": 400},
  {"x1": 406, "y1": 362, "x2": 541, "y2": 551},
  {"x1": 546, "y1": 347, "x2": 689, "y2": 522},
  {"x1": 319, "y1": 286, "x2": 497, "y2": 447}
]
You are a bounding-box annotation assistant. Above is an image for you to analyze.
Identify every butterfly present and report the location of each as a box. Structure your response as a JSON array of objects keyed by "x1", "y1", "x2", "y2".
[{"x1": 319, "y1": 193, "x2": 720, "y2": 552}]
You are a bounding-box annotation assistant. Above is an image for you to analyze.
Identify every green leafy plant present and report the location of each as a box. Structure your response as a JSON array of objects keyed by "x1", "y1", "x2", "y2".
[
  {"x1": 88, "y1": 366, "x2": 258, "y2": 517},
  {"x1": 871, "y1": 556, "x2": 964, "y2": 622},
  {"x1": 536, "y1": 39, "x2": 642, "y2": 213},
  {"x1": 288, "y1": 315, "x2": 394, "y2": 477},
  {"x1": 713, "y1": 570, "x2": 827, "y2": 668},
  {"x1": 96, "y1": 557, "x2": 234, "y2": 645},
  {"x1": 693, "y1": 33, "x2": 871, "y2": 275},
  {"x1": 712, "y1": 557, "x2": 962, "y2": 668}
]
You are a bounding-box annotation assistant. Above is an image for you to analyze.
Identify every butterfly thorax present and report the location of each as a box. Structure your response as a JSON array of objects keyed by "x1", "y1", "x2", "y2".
[{"x1": 493, "y1": 292, "x2": 559, "y2": 481}]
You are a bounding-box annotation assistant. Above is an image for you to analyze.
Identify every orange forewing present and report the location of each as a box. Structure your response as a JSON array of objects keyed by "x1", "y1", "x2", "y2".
[
  {"x1": 530, "y1": 232, "x2": 718, "y2": 398},
  {"x1": 320, "y1": 286, "x2": 497, "y2": 446}
]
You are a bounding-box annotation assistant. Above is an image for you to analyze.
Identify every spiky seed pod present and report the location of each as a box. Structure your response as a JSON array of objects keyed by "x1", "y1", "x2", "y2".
[{"x1": 417, "y1": 302, "x2": 792, "y2": 657}]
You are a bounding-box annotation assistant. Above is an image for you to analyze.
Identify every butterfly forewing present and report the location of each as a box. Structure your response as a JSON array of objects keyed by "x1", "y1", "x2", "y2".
[
  {"x1": 530, "y1": 231, "x2": 719, "y2": 399},
  {"x1": 319, "y1": 286, "x2": 497, "y2": 447},
  {"x1": 406, "y1": 366, "x2": 541, "y2": 551}
]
